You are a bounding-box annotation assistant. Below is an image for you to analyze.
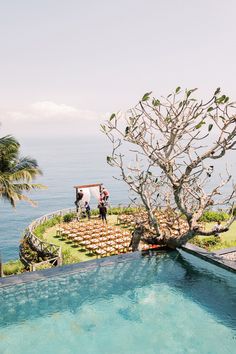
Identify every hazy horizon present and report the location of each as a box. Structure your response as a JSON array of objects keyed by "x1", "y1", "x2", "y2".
[{"x1": 1, "y1": 0, "x2": 236, "y2": 139}]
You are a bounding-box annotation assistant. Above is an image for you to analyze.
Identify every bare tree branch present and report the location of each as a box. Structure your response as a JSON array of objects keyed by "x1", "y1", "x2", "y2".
[{"x1": 103, "y1": 88, "x2": 236, "y2": 248}]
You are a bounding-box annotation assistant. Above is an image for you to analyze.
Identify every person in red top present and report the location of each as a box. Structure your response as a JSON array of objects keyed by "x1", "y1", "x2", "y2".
[{"x1": 102, "y1": 187, "x2": 109, "y2": 202}]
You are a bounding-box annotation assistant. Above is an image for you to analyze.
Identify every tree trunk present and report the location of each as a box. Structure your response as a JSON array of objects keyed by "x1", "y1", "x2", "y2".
[
  {"x1": 129, "y1": 225, "x2": 145, "y2": 251},
  {"x1": 142, "y1": 230, "x2": 196, "y2": 249}
]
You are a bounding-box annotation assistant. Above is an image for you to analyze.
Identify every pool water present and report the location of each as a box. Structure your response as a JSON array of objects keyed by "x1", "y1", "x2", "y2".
[{"x1": 0, "y1": 251, "x2": 235, "y2": 354}]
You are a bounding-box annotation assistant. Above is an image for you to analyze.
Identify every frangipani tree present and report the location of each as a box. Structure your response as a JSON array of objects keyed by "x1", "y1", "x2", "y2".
[{"x1": 102, "y1": 87, "x2": 236, "y2": 248}]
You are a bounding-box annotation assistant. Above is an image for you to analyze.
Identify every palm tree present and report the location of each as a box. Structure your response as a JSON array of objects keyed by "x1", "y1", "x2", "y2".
[{"x1": 0, "y1": 135, "x2": 45, "y2": 207}]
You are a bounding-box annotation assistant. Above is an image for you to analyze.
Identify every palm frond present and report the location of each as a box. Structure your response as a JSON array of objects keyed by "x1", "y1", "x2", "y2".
[
  {"x1": 12, "y1": 183, "x2": 47, "y2": 192},
  {"x1": 0, "y1": 135, "x2": 45, "y2": 207},
  {"x1": 0, "y1": 135, "x2": 19, "y2": 149},
  {"x1": 12, "y1": 157, "x2": 43, "y2": 176}
]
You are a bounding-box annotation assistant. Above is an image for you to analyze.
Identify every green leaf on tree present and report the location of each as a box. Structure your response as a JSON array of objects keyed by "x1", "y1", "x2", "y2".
[
  {"x1": 142, "y1": 92, "x2": 152, "y2": 101},
  {"x1": 109, "y1": 113, "x2": 116, "y2": 121},
  {"x1": 219, "y1": 115, "x2": 225, "y2": 120},
  {"x1": 152, "y1": 98, "x2": 160, "y2": 106},
  {"x1": 186, "y1": 90, "x2": 191, "y2": 98},
  {"x1": 214, "y1": 87, "x2": 221, "y2": 95},
  {"x1": 175, "y1": 86, "x2": 181, "y2": 93},
  {"x1": 125, "y1": 126, "x2": 130, "y2": 135},
  {"x1": 207, "y1": 107, "x2": 214, "y2": 112},
  {"x1": 216, "y1": 95, "x2": 226, "y2": 104},
  {"x1": 195, "y1": 121, "x2": 206, "y2": 129},
  {"x1": 186, "y1": 88, "x2": 197, "y2": 98},
  {"x1": 208, "y1": 124, "x2": 213, "y2": 131}
]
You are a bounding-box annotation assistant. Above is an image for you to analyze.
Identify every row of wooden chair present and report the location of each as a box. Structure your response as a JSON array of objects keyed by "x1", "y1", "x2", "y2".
[
  {"x1": 56, "y1": 220, "x2": 132, "y2": 257},
  {"x1": 117, "y1": 210, "x2": 189, "y2": 238}
]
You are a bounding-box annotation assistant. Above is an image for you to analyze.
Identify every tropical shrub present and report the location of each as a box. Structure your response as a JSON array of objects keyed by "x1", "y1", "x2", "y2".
[
  {"x1": 33, "y1": 215, "x2": 61, "y2": 237},
  {"x1": 63, "y1": 213, "x2": 76, "y2": 223},
  {"x1": 90, "y1": 209, "x2": 99, "y2": 216},
  {"x1": 3, "y1": 260, "x2": 25, "y2": 275},
  {"x1": 199, "y1": 210, "x2": 230, "y2": 222},
  {"x1": 34, "y1": 262, "x2": 52, "y2": 271},
  {"x1": 62, "y1": 249, "x2": 80, "y2": 265},
  {"x1": 191, "y1": 236, "x2": 222, "y2": 249},
  {"x1": 191, "y1": 235, "x2": 236, "y2": 251}
]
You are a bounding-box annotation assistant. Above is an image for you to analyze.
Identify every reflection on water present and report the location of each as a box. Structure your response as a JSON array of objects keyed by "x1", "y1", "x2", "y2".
[
  {"x1": 0, "y1": 251, "x2": 235, "y2": 354},
  {"x1": 1, "y1": 251, "x2": 235, "y2": 330}
]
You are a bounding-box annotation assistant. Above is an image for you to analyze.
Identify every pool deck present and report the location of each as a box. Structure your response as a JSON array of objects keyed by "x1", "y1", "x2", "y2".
[
  {"x1": 0, "y1": 245, "x2": 235, "y2": 288},
  {"x1": 181, "y1": 243, "x2": 236, "y2": 273},
  {"x1": 0, "y1": 250, "x2": 152, "y2": 288}
]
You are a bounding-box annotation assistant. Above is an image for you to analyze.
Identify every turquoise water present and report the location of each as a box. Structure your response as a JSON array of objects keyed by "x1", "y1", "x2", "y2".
[
  {"x1": 0, "y1": 137, "x2": 129, "y2": 261},
  {"x1": 0, "y1": 251, "x2": 235, "y2": 354}
]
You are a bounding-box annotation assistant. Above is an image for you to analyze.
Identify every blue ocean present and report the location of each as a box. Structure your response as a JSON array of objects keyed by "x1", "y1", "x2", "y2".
[
  {"x1": 0, "y1": 136, "x2": 129, "y2": 262},
  {"x1": 0, "y1": 136, "x2": 235, "y2": 262}
]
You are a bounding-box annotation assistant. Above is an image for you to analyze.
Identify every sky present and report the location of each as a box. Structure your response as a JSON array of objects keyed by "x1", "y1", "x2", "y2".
[{"x1": 1, "y1": 0, "x2": 236, "y2": 138}]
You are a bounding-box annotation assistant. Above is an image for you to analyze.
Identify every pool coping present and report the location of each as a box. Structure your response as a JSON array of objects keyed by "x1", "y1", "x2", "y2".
[
  {"x1": 1, "y1": 245, "x2": 235, "y2": 288},
  {"x1": 181, "y1": 243, "x2": 236, "y2": 273},
  {"x1": 0, "y1": 249, "x2": 170, "y2": 288}
]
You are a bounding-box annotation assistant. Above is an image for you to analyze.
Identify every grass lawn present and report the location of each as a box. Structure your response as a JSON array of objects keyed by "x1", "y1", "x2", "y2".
[
  {"x1": 41, "y1": 225, "x2": 96, "y2": 264},
  {"x1": 203, "y1": 221, "x2": 236, "y2": 242},
  {"x1": 39, "y1": 214, "x2": 121, "y2": 264},
  {"x1": 191, "y1": 221, "x2": 236, "y2": 251},
  {"x1": 39, "y1": 216, "x2": 236, "y2": 260}
]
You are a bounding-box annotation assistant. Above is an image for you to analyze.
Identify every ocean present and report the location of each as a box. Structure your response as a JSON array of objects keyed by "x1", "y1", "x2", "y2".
[
  {"x1": 0, "y1": 136, "x2": 235, "y2": 262},
  {"x1": 0, "y1": 136, "x2": 129, "y2": 262}
]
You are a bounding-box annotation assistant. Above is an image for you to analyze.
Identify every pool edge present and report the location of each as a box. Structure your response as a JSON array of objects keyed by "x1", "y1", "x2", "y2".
[
  {"x1": 181, "y1": 243, "x2": 236, "y2": 273},
  {"x1": 0, "y1": 249, "x2": 169, "y2": 288},
  {"x1": 1, "y1": 245, "x2": 235, "y2": 288}
]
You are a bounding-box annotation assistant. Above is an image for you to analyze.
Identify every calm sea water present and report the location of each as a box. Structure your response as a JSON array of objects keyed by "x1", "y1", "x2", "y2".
[
  {"x1": 0, "y1": 136, "x2": 235, "y2": 262},
  {"x1": 0, "y1": 136, "x2": 129, "y2": 262},
  {"x1": 0, "y1": 251, "x2": 235, "y2": 354}
]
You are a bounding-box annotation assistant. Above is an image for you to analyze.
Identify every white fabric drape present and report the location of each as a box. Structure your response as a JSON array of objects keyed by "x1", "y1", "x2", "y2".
[
  {"x1": 89, "y1": 186, "x2": 101, "y2": 201},
  {"x1": 81, "y1": 188, "x2": 91, "y2": 203}
]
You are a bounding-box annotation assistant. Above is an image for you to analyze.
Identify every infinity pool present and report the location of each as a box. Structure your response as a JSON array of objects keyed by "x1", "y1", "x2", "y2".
[{"x1": 0, "y1": 251, "x2": 235, "y2": 354}]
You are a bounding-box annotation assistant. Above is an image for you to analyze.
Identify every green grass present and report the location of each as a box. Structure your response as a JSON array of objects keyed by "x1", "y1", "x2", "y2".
[
  {"x1": 40, "y1": 226, "x2": 96, "y2": 264},
  {"x1": 191, "y1": 221, "x2": 236, "y2": 251},
  {"x1": 3, "y1": 260, "x2": 24, "y2": 276},
  {"x1": 37, "y1": 214, "x2": 236, "y2": 259},
  {"x1": 202, "y1": 221, "x2": 236, "y2": 242},
  {"x1": 37, "y1": 215, "x2": 120, "y2": 264}
]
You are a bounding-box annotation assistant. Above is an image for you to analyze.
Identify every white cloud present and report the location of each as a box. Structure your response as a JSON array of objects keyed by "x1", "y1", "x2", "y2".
[
  {"x1": 0, "y1": 101, "x2": 105, "y2": 136},
  {"x1": 30, "y1": 101, "x2": 78, "y2": 118},
  {"x1": 2, "y1": 101, "x2": 100, "y2": 122}
]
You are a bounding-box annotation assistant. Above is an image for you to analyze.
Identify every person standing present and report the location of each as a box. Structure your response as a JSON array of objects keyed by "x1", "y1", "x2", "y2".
[
  {"x1": 75, "y1": 189, "x2": 84, "y2": 207},
  {"x1": 84, "y1": 201, "x2": 91, "y2": 219},
  {"x1": 102, "y1": 187, "x2": 109, "y2": 202},
  {"x1": 99, "y1": 202, "x2": 108, "y2": 224}
]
